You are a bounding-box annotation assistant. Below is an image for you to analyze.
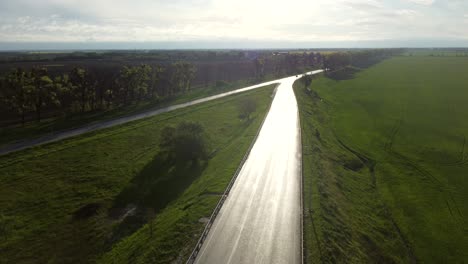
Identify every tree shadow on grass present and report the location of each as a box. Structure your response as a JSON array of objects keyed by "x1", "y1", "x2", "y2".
[{"x1": 107, "y1": 152, "x2": 206, "y2": 245}]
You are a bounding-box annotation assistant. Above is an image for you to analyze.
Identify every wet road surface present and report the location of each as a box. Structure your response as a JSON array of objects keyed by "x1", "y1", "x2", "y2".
[{"x1": 193, "y1": 70, "x2": 323, "y2": 264}]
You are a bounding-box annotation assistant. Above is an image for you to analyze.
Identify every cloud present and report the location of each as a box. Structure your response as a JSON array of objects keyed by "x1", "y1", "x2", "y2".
[
  {"x1": 0, "y1": 0, "x2": 466, "y2": 46},
  {"x1": 395, "y1": 9, "x2": 419, "y2": 17},
  {"x1": 343, "y1": 0, "x2": 384, "y2": 10},
  {"x1": 405, "y1": 0, "x2": 435, "y2": 6}
]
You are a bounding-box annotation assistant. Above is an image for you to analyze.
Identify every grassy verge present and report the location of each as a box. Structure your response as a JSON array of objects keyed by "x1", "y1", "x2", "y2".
[
  {"x1": 0, "y1": 84, "x2": 276, "y2": 263},
  {"x1": 0, "y1": 77, "x2": 266, "y2": 147},
  {"x1": 295, "y1": 56, "x2": 468, "y2": 263}
]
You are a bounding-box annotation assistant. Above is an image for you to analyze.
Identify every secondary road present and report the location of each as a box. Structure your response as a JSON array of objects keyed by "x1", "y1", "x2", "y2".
[
  {"x1": 193, "y1": 70, "x2": 323, "y2": 264},
  {"x1": 0, "y1": 71, "x2": 322, "y2": 156}
]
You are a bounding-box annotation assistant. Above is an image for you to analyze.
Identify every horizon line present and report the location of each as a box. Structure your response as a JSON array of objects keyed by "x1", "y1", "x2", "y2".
[{"x1": 0, "y1": 39, "x2": 468, "y2": 51}]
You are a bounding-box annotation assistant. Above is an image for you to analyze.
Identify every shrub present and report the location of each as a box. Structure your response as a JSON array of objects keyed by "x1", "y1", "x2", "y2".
[
  {"x1": 159, "y1": 121, "x2": 207, "y2": 162},
  {"x1": 238, "y1": 98, "x2": 257, "y2": 120}
]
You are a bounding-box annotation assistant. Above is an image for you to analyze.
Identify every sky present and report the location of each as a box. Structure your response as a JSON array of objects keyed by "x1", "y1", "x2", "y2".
[{"x1": 0, "y1": 0, "x2": 467, "y2": 49}]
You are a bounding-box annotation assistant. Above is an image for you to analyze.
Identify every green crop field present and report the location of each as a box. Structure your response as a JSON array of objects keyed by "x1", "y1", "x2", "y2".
[
  {"x1": 296, "y1": 56, "x2": 468, "y2": 263},
  {"x1": 0, "y1": 84, "x2": 276, "y2": 264}
]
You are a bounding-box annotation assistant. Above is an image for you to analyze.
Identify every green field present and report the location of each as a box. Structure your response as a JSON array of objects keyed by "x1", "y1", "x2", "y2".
[
  {"x1": 403, "y1": 49, "x2": 468, "y2": 57},
  {"x1": 0, "y1": 84, "x2": 276, "y2": 263},
  {"x1": 296, "y1": 57, "x2": 468, "y2": 263}
]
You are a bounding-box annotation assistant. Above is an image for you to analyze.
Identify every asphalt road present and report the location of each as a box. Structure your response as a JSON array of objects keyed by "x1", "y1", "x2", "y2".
[
  {"x1": 0, "y1": 72, "x2": 321, "y2": 156},
  {"x1": 193, "y1": 70, "x2": 323, "y2": 264}
]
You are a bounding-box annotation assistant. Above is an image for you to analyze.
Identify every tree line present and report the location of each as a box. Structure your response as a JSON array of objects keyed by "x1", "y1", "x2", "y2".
[
  {"x1": 323, "y1": 49, "x2": 405, "y2": 72},
  {"x1": 0, "y1": 62, "x2": 196, "y2": 124},
  {"x1": 0, "y1": 51, "x2": 323, "y2": 125}
]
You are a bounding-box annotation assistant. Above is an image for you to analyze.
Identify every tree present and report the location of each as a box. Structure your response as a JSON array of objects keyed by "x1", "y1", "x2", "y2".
[
  {"x1": 238, "y1": 98, "x2": 257, "y2": 120},
  {"x1": 170, "y1": 62, "x2": 186, "y2": 95},
  {"x1": 149, "y1": 65, "x2": 164, "y2": 99},
  {"x1": 253, "y1": 57, "x2": 265, "y2": 80},
  {"x1": 53, "y1": 74, "x2": 72, "y2": 115},
  {"x1": 136, "y1": 64, "x2": 151, "y2": 102},
  {"x1": 160, "y1": 121, "x2": 207, "y2": 163},
  {"x1": 30, "y1": 67, "x2": 54, "y2": 121},
  {"x1": 181, "y1": 62, "x2": 196, "y2": 91},
  {"x1": 323, "y1": 52, "x2": 351, "y2": 71},
  {"x1": 119, "y1": 65, "x2": 151, "y2": 104},
  {"x1": 118, "y1": 66, "x2": 134, "y2": 104},
  {"x1": 70, "y1": 67, "x2": 91, "y2": 113},
  {"x1": 4, "y1": 68, "x2": 32, "y2": 125},
  {"x1": 283, "y1": 54, "x2": 301, "y2": 75},
  {"x1": 86, "y1": 69, "x2": 99, "y2": 111},
  {"x1": 302, "y1": 74, "x2": 313, "y2": 88}
]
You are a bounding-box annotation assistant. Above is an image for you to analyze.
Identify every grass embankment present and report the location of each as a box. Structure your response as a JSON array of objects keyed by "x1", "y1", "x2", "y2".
[
  {"x1": 295, "y1": 56, "x2": 468, "y2": 263},
  {"x1": 0, "y1": 84, "x2": 276, "y2": 263},
  {"x1": 0, "y1": 77, "x2": 265, "y2": 147}
]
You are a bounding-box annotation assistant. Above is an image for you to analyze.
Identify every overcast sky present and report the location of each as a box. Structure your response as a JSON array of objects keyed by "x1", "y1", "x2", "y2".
[{"x1": 0, "y1": 0, "x2": 467, "y2": 49}]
